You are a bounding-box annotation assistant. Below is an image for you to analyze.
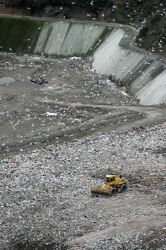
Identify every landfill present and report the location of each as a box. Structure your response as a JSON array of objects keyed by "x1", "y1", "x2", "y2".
[
  {"x1": 0, "y1": 122, "x2": 166, "y2": 249},
  {"x1": 0, "y1": 53, "x2": 166, "y2": 249}
]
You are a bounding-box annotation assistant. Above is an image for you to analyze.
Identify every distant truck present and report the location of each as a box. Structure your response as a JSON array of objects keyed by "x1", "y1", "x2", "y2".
[{"x1": 90, "y1": 174, "x2": 127, "y2": 197}]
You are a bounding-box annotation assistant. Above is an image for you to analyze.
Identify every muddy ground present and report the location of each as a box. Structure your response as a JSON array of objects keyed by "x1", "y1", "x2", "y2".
[
  {"x1": 0, "y1": 53, "x2": 165, "y2": 157},
  {"x1": 0, "y1": 53, "x2": 143, "y2": 158},
  {"x1": 0, "y1": 52, "x2": 166, "y2": 249}
]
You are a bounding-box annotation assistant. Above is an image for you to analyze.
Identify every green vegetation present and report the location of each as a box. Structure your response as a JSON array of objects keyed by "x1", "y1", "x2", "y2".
[{"x1": 0, "y1": 17, "x2": 44, "y2": 53}]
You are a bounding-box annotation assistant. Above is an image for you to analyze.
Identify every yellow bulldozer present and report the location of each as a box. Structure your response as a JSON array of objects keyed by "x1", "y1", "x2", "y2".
[{"x1": 90, "y1": 174, "x2": 127, "y2": 197}]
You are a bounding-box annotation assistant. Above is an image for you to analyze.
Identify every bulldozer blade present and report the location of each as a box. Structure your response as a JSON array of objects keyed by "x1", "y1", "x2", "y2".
[
  {"x1": 90, "y1": 190, "x2": 115, "y2": 198},
  {"x1": 91, "y1": 192, "x2": 111, "y2": 198}
]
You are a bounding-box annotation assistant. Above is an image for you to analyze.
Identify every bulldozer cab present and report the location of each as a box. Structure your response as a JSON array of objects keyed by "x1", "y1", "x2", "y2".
[
  {"x1": 105, "y1": 174, "x2": 117, "y2": 185},
  {"x1": 105, "y1": 176, "x2": 115, "y2": 183},
  {"x1": 105, "y1": 174, "x2": 124, "y2": 185}
]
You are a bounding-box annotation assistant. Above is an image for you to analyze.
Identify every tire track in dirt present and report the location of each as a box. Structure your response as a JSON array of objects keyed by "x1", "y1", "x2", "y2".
[{"x1": 67, "y1": 220, "x2": 143, "y2": 248}]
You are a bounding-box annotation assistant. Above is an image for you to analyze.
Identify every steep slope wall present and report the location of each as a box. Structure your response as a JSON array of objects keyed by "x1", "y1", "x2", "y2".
[
  {"x1": 34, "y1": 21, "x2": 111, "y2": 56},
  {"x1": 92, "y1": 29, "x2": 166, "y2": 105},
  {"x1": 0, "y1": 16, "x2": 165, "y2": 105},
  {"x1": 0, "y1": 17, "x2": 110, "y2": 56}
]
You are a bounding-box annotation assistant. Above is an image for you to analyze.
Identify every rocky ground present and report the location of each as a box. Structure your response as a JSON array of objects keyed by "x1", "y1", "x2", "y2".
[{"x1": 0, "y1": 52, "x2": 166, "y2": 249}]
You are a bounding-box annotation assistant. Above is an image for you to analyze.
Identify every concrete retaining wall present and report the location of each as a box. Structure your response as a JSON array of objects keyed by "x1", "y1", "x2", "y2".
[{"x1": 0, "y1": 16, "x2": 165, "y2": 105}]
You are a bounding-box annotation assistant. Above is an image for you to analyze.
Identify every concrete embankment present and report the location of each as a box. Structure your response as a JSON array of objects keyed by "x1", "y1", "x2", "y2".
[{"x1": 0, "y1": 15, "x2": 165, "y2": 105}]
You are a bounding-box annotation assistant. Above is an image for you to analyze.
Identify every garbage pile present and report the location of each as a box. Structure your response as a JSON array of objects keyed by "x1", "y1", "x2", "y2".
[{"x1": 0, "y1": 122, "x2": 165, "y2": 249}]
